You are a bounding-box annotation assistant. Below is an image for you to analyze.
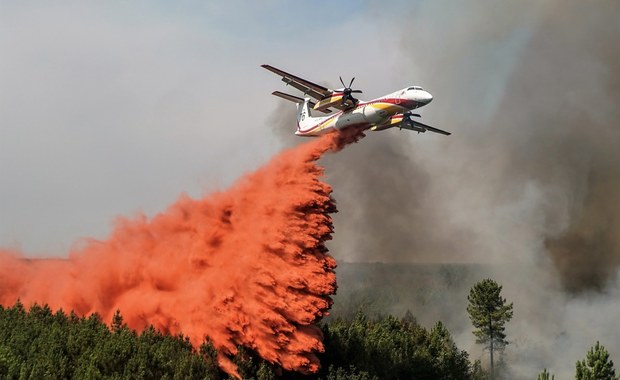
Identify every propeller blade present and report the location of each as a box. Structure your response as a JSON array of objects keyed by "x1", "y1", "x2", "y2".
[{"x1": 335, "y1": 76, "x2": 361, "y2": 106}]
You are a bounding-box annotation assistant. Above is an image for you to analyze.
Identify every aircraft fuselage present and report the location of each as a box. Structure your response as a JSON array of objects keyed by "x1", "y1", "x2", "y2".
[{"x1": 296, "y1": 87, "x2": 433, "y2": 136}]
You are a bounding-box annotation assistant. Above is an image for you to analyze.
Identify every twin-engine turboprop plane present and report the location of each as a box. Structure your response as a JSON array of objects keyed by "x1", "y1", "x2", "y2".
[{"x1": 262, "y1": 64, "x2": 450, "y2": 136}]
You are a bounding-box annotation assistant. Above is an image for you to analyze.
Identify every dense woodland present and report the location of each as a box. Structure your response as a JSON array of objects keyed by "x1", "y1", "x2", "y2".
[
  {"x1": 0, "y1": 301, "x2": 481, "y2": 380},
  {"x1": 1, "y1": 275, "x2": 617, "y2": 379}
]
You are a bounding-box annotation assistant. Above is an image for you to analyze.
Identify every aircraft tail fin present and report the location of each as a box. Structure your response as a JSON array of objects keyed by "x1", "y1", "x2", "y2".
[{"x1": 296, "y1": 97, "x2": 313, "y2": 132}]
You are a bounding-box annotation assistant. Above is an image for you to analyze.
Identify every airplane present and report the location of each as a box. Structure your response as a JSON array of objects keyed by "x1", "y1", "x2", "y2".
[{"x1": 262, "y1": 64, "x2": 450, "y2": 137}]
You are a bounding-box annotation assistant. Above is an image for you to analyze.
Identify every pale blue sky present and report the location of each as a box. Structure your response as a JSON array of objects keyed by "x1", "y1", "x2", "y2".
[{"x1": 0, "y1": 1, "x2": 536, "y2": 255}]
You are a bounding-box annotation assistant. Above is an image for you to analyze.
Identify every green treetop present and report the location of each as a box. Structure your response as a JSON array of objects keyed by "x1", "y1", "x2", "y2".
[
  {"x1": 466, "y1": 279, "x2": 513, "y2": 379},
  {"x1": 537, "y1": 368, "x2": 554, "y2": 380},
  {"x1": 576, "y1": 341, "x2": 616, "y2": 380}
]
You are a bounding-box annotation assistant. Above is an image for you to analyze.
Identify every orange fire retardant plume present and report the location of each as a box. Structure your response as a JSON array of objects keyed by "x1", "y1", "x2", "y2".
[{"x1": 0, "y1": 131, "x2": 363, "y2": 378}]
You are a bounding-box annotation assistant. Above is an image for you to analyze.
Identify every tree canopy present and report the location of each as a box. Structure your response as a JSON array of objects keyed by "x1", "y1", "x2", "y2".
[
  {"x1": 320, "y1": 311, "x2": 474, "y2": 380},
  {"x1": 0, "y1": 302, "x2": 476, "y2": 380},
  {"x1": 537, "y1": 368, "x2": 554, "y2": 380},
  {"x1": 466, "y1": 279, "x2": 513, "y2": 378},
  {"x1": 576, "y1": 341, "x2": 616, "y2": 380}
]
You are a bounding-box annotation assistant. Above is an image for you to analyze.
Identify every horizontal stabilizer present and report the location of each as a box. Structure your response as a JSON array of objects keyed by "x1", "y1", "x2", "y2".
[{"x1": 271, "y1": 91, "x2": 332, "y2": 113}]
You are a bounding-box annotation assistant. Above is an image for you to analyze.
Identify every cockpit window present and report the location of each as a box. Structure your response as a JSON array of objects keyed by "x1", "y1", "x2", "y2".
[{"x1": 407, "y1": 86, "x2": 424, "y2": 91}]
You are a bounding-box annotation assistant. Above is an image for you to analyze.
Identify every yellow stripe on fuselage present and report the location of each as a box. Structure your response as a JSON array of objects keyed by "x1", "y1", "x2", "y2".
[{"x1": 368, "y1": 102, "x2": 408, "y2": 115}]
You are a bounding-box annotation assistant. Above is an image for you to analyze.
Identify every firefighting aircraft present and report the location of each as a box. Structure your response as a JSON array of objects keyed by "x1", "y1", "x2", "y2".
[{"x1": 262, "y1": 64, "x2": 450, "y2": 136}]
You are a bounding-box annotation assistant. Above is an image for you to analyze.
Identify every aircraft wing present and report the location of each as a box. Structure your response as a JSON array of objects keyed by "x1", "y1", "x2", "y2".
[
  {"x1": 262, "y1": 64, "x2": 331, "y2": 100},
  {"x1": 373, "y1": 114, "x2": 451, "y2": 135},
  {"x1": 400, "y1": 119, "x2": 451, "y2": 135},
  {"x1": 262, "y1": 64, "x2": 351, "y2": 112}
]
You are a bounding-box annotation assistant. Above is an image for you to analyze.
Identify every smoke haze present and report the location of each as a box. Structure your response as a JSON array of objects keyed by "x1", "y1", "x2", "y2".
[{"x1": 272, "y1": 1, "x2": 620, "y2": 377}]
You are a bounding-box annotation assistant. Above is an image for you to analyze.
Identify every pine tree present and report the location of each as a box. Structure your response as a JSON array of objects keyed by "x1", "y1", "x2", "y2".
[
  {"x1": 466, "y1": 279, "x2": 513, "y2": 379},
  {"x1": 402, "y1": 310, "x2": 416, "y2": 325},
  {"x1": 256, "y1": 362, "x2": 276, "y2": 380},
  {"x1": 428, "y1": 321, "x2": 471, "y2": 379},
  {"x1": 111, "y1": 309, "x2": 125, "y2": 333},
  {"x1": 537, "y1": 368, "x2": 554, "y2": 380},
  {"x1": 575, "y1": 341, "x2": 616, "y2": 380}
]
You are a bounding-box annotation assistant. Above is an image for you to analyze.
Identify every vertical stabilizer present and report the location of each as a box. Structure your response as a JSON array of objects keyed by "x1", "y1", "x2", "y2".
[{"x1": 296, "y1": 98, "x2": 312, "y2": 132}]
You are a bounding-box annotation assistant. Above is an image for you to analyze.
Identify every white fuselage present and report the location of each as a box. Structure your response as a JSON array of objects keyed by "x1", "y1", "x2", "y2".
[{"x1": 296, "y1": 87, "x2": 433, "y2": 136}]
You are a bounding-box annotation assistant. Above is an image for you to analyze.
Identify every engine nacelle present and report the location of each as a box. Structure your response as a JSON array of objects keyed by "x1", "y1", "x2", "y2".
[
  {"x1": 370, "y1": 114, "x2": 405, "y2": 131},
  {"x1": 313, "y1": 93, "x2": 345, "y2": 111},
  {"x1": 370, "y1": 114, "x2": 427, "y2": 132},
  {"x1": 370, "y1": 124, "x2": 394, "y2": 131}
]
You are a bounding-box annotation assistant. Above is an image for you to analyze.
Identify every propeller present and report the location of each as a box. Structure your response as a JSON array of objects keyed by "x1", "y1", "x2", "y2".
[
  {"x1": 403, "y1": 112, "x2": 421, "y2": 119},
  {"x1": 338, "y1": 76, "x2": 363, "y2": 106}
]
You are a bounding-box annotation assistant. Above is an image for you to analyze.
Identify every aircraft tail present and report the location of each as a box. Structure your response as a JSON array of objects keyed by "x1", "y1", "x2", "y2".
[
  {"x1": 296, "y1": 98, "x2": 313, "y2": 132},
  {"x1": 269, "y1": 91, "x2": 325, "y2": 135}
]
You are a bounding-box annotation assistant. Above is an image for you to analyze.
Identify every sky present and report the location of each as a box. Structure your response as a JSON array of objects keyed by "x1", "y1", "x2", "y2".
[
  {"x1": 0, "y1": 1, "x2": 526, "y2": 256},
  {"x1": 2, "y1": 2, "x2": 620, "y2": 378},
  {"x1": 0, "y1": 0, "x2": 416, "y2": 255}
]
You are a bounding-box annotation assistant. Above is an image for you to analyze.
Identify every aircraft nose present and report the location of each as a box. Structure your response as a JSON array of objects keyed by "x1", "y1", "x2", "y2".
[{"x1": 420, "y1": 91, "x2": 433, "y2": 105}]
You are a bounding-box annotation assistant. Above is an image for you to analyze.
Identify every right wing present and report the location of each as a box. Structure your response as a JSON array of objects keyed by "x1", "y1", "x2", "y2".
[
  {"x1": 262, "y1": 64, "x2": 352, "y2": 111},
  {"x1": 262, "y1": 64, "x2": 331, "y2": 101}
]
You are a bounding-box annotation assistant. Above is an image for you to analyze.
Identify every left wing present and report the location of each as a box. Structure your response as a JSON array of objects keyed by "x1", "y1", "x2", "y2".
[
  {"x1": 262, "y1": 64, "x2": 352, "y2": 111},
  {"x1": 371, "y1": 114, "x2": 451, "y2": 135},
  {"x1": 401, "y1": 119, "x2": 451, "y2": 135}
]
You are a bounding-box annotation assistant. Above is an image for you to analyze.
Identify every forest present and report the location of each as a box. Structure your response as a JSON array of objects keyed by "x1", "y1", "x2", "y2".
[
  {"x1": 0, "y1": 301, "x2": 478, "y2": 380},
  {"x1": 1, "y1": 276, "x2": 617, "y2": 379}
]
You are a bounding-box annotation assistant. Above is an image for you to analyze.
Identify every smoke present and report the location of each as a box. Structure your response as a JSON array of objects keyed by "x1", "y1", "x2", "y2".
[
  {"x1": 392, "y1": 0, "x2": 620, "y2": 285},
  {"x1": 269, "y1": 100, "x2": 463, "y2": 264},
  {"x1": 398, "y1": 1, "x2": 620, "y2": 378},
  {"x1": 479, "y1": 1, "x2": 620, "y2": 292},
  {"x1": 0, "y1": 132, "x2": 361, "y2": 378},
  {"x1": 482, "y1": 5, "x2": 620, "y2": 375},
  {"x1": 270, "y1": 0, "x2": 620, "y2": 377}
]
